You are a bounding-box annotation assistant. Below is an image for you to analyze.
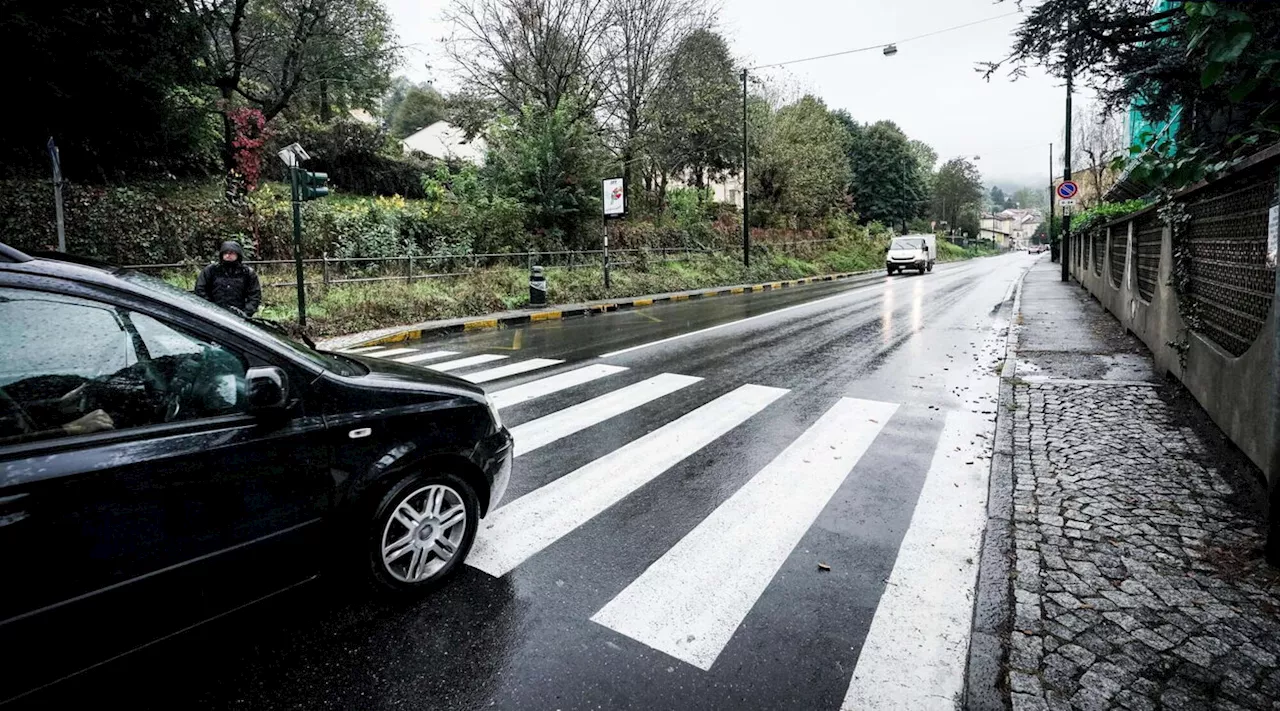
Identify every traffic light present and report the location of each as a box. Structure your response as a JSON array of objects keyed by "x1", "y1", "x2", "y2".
[{"x1": 299, "y1": 170, "x2": 329, "y2": 201}]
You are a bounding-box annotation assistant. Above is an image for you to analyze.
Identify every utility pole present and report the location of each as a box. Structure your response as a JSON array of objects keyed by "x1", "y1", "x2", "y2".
[
  {"x1": 1049, "y1": 142, "x2": 1055, "y2": 251},
  {"x1": 741, "y1": 69, "x2": 750, "y2": 267},
  {"x1": 1061, "y1": 65, "x2": 1073, "y2": 282}
]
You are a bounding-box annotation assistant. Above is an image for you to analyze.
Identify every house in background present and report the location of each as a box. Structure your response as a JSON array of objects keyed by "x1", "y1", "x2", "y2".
[
  {"x1": 665, "y1": 172, "x2": 745, "y2": 209},
  {"x1": 401, "y1": 121, "x2": 487, "y2": 165},
  {"x1": 981, "y1": 209, "x2": 1044, "y2": 250},
  {"x1": 348, "y1": 108, "x2": 378, "y2": 126}
]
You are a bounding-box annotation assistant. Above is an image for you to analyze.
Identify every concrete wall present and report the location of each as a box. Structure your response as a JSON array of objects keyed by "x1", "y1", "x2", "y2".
[{"x1": 1068, "y1": 213, "x2": 1277, "y2": 485}]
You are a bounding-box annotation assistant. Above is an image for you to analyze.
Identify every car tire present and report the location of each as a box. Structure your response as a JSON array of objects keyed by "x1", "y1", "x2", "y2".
[
  {"x1": 886, "y1": 267, "x2": 895, "y2": 276},
  {"x1": 918, "y1": 266, "x2": 925, "y2": 275},
  {"x1": 366, "y1": 471, "x2": 479, "y2": 594}
]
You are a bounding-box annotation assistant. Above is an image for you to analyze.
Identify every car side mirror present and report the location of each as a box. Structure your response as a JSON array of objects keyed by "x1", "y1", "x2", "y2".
[{"x1": 246, "y1": 366, "x2": 289, "y2": 411}]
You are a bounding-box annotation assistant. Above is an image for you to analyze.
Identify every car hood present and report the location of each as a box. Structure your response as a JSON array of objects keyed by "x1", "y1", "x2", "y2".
[{"x1": 336, "y1": 351, "x2": 488, "y2": 402}]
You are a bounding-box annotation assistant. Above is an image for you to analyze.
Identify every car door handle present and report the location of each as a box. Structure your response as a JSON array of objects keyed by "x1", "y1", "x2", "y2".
[
  {"x1": 0, "y1": 493, "x2": 28, "y2": 508},
  {"x1": 0, "y1": 492, "x2": 30, "y2": 528}
]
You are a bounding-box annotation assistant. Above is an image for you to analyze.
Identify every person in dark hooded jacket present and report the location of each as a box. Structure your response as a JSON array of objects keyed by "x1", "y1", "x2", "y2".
[{"x1": 195, "y1": 241, "x2": 262, "y2": 316}]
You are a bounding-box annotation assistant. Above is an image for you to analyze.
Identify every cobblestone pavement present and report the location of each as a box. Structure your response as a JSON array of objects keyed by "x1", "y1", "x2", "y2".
[{"x1": 1006, "y1": 381, "x2": 1280, "y2": 711}]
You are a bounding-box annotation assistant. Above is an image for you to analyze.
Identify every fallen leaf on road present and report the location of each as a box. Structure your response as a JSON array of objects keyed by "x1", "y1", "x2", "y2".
[{"x1": 817, "y1": 563, "x2": 831, "y2": 572}]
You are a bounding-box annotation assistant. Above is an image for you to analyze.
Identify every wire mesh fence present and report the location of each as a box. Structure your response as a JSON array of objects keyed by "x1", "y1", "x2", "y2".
[
  {"x1": 126, "y1": 247, "x2": 723, "y2": 289},
  {"x1": 124, "y1": 239, "x2": 844, "y2": 292},
  {"x1": 1109, "y1": 224, "x2": 1127, "y2": 289},
  {"x1": 1134, "y1": 210, "x2": 1163, "y2": 303},
  {"x1": 1176, "y1": 162, "x2": 1277, "y2": 357}
]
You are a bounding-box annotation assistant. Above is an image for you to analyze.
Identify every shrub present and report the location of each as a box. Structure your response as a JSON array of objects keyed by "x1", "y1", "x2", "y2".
[
  {"x1": 483, "y1": 103, "x2": 606, "y2": 251},
  {"x1": 1069, "y1": 199, "x2": 1151, "y2": 234}
]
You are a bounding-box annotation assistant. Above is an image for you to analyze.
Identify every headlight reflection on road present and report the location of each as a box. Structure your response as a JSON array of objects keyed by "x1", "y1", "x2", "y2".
[
  {"x1": 911, "y1": 279, "x2": 924, "y2": 334},
  {"x1": 881, "y1": 281, "x2": 895, "y2": 346}
]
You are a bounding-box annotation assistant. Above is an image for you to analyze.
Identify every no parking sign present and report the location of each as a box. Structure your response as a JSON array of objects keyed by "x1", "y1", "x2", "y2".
[{"x1": 1057, "y1": 180, "x2": 1079, "y2": 209}]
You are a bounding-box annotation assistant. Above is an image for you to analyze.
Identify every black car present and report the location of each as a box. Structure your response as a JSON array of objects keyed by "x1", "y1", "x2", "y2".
[{"x1": 0, "y1": 242, "x2": 512, "y2": 702}]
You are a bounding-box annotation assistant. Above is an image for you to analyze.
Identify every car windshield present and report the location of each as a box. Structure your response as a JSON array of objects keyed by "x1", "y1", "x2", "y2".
[
  {"x1": 890, "y1": 238, "x2": 926, "y2": 250},
  {"x1": 116, "y1": 270, "x2": 365, "y2": 377}
]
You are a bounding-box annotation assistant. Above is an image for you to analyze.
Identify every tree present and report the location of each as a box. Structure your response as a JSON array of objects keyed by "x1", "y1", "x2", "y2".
[
  {"x1": 932, "y1": 158, "x2": 984, "y2": 235},
  {"x1": 601, "y1": 0, "x2": 709, "y2": 191},
  {"x1": 1071, "y1": 102, "x2": 1126, "y2": 207},
  {"x1": 1, "y1": 0, "x2": 217, "y2": 179},
  {"x1": 186, "y1": 0, "x2": 399, "y2": 190},
  {"x1": 908, "y1": 139, "x2": 938, "y2": 214},
  {"x1": 391, "y1": 85, "x2": 448, "y2": 137},
  {"x1": 649, "y1": 29, "x2": 740, "y2": 199},
  {"x1": 990, "y1": 186, "x2": 1008, "y2": 211},
  {"x1": 483, "y1": 102, "x2": 606, "y2": 249},
  {"x1": 749, "y1": 95, "x2": 849, "y2": 228},
  {"x1": 445, "y1": 0, "x2": 610, "y2": 120},
  {"x1": 986, "y1": 0, "x2": 1280, "y2": 185},
  {"x1": 843, "y1": 119, "x2": 927, "y2": 231},
  {"x1": 1013, "y1": 186, "x2": 1048, "y2": 210}
]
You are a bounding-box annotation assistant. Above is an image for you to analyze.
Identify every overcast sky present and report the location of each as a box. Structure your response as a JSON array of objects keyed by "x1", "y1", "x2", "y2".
[{"x1": 384, "y1": 0, "x2": 1076, "y2": 192}]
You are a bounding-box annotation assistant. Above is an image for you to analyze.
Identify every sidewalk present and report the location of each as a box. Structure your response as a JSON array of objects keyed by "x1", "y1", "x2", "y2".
[{"x1": 974, "y1": 259, "x2": 1280, "y2": 711}]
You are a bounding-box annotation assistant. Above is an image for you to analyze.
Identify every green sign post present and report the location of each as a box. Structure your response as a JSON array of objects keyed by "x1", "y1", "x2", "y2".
[{"x1": 288, "y1": 165, "x2": 329, "y2": 327}]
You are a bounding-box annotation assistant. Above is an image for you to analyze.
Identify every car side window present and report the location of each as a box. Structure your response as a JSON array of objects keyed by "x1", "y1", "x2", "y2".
[{"x1": 0, "y1": 288, "x2": 249, "y2": 447}]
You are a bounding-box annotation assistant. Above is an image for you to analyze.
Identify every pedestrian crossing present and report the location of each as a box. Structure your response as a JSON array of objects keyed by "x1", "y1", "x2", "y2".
[
  {"x1": 509, "y1": 373, "x2": 701, "y2": 456},
  {"x1": 336, "y1": 340, "x2": 993, "y2": 702},
  {"x1": 462, "y1": 358, "x2": 563, "y2": 384},
  {"x1": 392, "y1": 350, "x2": 457, "y2": 364},
  {"x1": 467, "y1": 383, "x2": 787, "y2": 577},
  {"x1": 591, "y1": 397, "x2": 899, "y2": 671}
]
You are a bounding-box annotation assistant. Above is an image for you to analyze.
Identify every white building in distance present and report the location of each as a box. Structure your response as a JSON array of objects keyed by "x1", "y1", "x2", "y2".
[{"x1": 402, "y1": 121, "x2": 487, "y2": 164}]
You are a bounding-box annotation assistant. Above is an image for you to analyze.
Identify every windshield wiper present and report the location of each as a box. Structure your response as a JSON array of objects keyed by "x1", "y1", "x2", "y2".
[{"x1": 248, "y1": 316, "x2": 317, "y2": 350}]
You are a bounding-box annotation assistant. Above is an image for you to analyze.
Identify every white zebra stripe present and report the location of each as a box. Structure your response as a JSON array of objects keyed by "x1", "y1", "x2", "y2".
[
  {"x1": 591, "y1": 397, "x2": 898, "y2": 670},
  {"x1": 488, "y1": 364, "x2": 628, "y2": 410},
  {"x1": 466, "y1": 384, "x2": 788, "y2": 578}
]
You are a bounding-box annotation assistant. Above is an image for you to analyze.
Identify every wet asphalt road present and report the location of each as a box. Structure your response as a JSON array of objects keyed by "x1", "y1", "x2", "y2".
[{"x1": 23, "y1": 253, "x2": 1039, "y2": 710}]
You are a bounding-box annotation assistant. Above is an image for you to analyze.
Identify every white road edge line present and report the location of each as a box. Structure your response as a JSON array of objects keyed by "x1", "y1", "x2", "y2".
[
  {"x1": 466, "y1": 383, "x2": 787, "y2": 578},
  {"x1": 488, "y1": 365, "x2": 628, "y2": 410},
  {"x1": 392, "y1": 350, "x2": 458, "y2": 364},
  {"x1": 339, "y1": 345, "x2": 388, "y2": 354},
  {"x1": 462, "y1": 358, "x2": 565, "y2": 384},
  {"x1": 428, "y1": 354, "x2": 508, "y2": 372},
  {"x1": 840, "y1": 410, "x2": 992, "y2": 710},
  {"x1": 591, "y1": 396, "x2": 898, "y2": 671},
  {"x1": 509, "y1": 373, "x2": 701, "y2": 457}
]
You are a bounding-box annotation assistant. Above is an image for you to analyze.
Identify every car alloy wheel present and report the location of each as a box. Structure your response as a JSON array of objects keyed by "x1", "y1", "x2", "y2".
[{"x1": 379, "y1": 481, "x2": 470, "y2": 584}]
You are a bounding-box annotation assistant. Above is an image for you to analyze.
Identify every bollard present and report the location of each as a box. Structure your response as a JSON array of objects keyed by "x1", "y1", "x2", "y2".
[{"x1": 529, "y1": 265, "x2": 547, "y2": 306}]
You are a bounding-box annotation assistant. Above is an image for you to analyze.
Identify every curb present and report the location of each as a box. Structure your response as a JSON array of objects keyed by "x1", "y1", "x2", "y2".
[
  {"x1": 964, "y1": 265, "x2": 1028, "y2": 711},
  {"x1": 345, "y1": 269, "x2": 878, "y2": 348}
]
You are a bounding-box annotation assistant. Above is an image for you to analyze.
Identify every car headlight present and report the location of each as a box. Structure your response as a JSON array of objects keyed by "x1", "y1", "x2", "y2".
[{"x1": 486, "y1": 396, "x2": 503, "y2": 431}]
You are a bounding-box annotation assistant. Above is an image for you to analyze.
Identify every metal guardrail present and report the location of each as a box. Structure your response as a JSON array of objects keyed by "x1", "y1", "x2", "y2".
[
  {"x1": 127, "y1": 247, "x2": 710, "y2": 289},
  {"x1": 124, "y1": 240, "x2": 841, "y2": 290}
]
